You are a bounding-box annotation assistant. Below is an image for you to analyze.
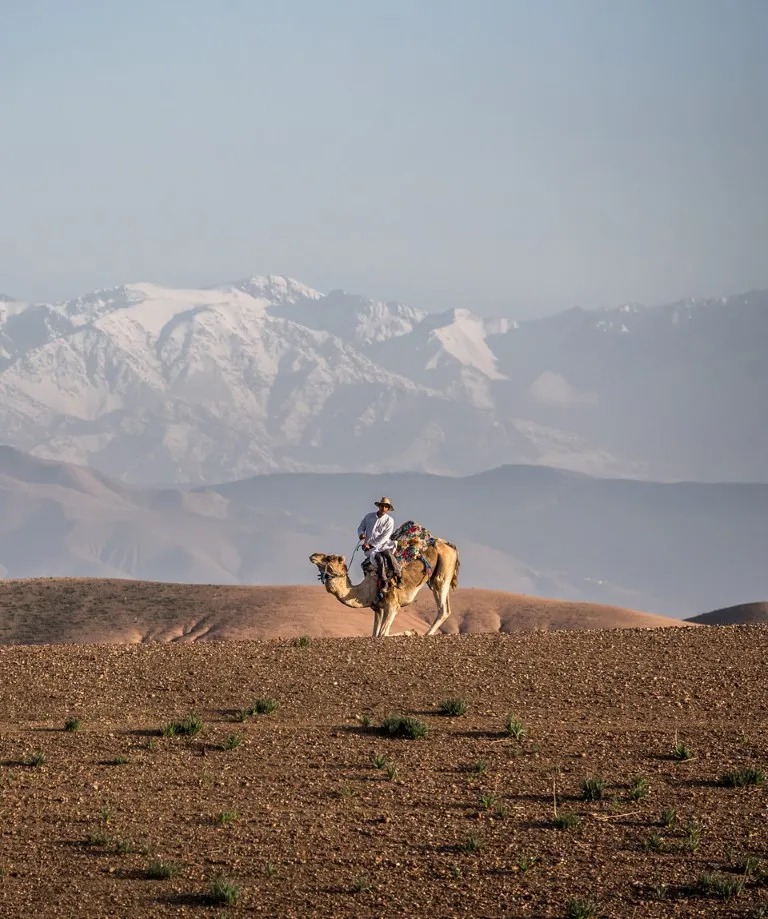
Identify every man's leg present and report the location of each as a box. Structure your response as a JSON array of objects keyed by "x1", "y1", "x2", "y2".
[{"x1": 383, "y1": 548, "x2": 402, "y2": 582}]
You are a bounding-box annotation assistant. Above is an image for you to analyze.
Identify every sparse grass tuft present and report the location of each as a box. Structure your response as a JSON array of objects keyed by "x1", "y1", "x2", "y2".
[
  {"x1": 356, "y1": 712, "x2": 373, "y2": 729},
  {"x1": 695, "y1": 871, "x2": 744, "y2": 900},
  {"x1": 504, "y1": 714, "x2": 527, "y2": 740},
  {"x1": 438, "y1": 698, "x2": 468, "y2": 717},
  {"x1": 350, "y1": 875, "x2": 374, "y2": 893},
  {"x1": 25, "y1": 750, "x2": 45, "y2": 768},
  {"x1": 553, "y1": 813, "x2": 581, "y2": 831},
  {"x1": 460, "y1": 834, "x2": 484, "y2": 854},
  {"x1": 479, "y1": 792, "x2": 496, "y2": 810},
  {"x1": 660, "y1": 806, "x2": 677, "y2": 828},
  {"x1": 146, "y1": 859, "x2": 180, "y2": 880},
  {"x1": 209, "y1": 875, "x2": 240, "y2": 906},
  {"x1": 719, "y1": 766, "x2": 766, "y2": 788},
  {"x1": 215, "y1": 810, "x2": 238, "y2": 826},
  {"x1": 517, "y1": 854, "x2": 539, "y2": 872},
  {"x1": 566, "y1": 897, "x2": 598, "y2": 918},
  {"x1": 379, "y1": 714, "x2": 428, "y2": 739},
  {"x1": 580, "y1": 776, "x2": 605, "y2": 802},
  {"x1": 223, "y1": 733, "x2": 242, "y2": 751},
  {"x1": 384, "y1": 762, "x2": 398, "y2": 781},
  {"x1": 264, "y1": 861, "x2": 279, "y2": 878},
  {"x1": 468, "y1": 759, "x2": 488, "y2": 775},
  {"x1": 293, "y1": 635, "x2": 312, "y2": 647},
  {"x1": 64, "y1": 717, "x2": 80, "y2": 732},
  {"x1": 248, "y1": 698, "x2": 279, "y2": 716},
  {"x1": 110, "y1": 755, "x2": 128, "y2": 766},
  {"x1": 629, "y1": 775, "x2": 649, "y2": 801},
  {"x1": 671, "y1": 741, "x2": 694, "y2": 761},
  {"x1": 370, "y1": 752, "x2": 388, "y2": 769},
  {"x1": 643, "y1": 832, "x2": 666, "y2": 853},
  {"x1": 161, "y1": 713, "x2": 203, "y2": 737},
  {"x1": 683, "y1": 819, "x2": 703, "y2": 853},
  {"x1": 85, "y1": 830, "x2": 110, "y2": 848}
]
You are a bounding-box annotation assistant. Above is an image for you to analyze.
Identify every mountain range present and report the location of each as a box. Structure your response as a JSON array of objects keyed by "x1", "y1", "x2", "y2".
[
  {"x1": 1, "y1": 447, "x2": 765, "y2": 617},
  {"x1": 1, "y1": 277, "x2": 765, "y2": 485}
]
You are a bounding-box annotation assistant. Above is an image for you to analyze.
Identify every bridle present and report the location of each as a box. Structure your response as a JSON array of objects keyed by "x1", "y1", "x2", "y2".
[{"x1": 316, "y1": 544, "x2": 359, "y2": 586}]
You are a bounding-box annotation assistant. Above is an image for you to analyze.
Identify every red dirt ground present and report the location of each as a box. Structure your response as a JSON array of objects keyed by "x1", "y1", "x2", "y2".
[{"x1": 0, "y1": 626, "x2": 766, "y2": 918}]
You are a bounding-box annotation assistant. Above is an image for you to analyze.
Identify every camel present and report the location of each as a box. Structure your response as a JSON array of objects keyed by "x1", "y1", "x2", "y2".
[{"x1": 309, "y1": 538, "x2": 460, "y2": 637}]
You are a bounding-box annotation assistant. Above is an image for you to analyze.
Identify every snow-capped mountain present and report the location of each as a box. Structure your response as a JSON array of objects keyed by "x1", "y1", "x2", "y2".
[{"x1": 0, "y1": 277, "x2": 764, "y2": 484}]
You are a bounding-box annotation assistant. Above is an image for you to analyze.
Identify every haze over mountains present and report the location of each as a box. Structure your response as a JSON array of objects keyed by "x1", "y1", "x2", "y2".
[
  {"x1": 1, "y1": 277, "x2": 766, "y2": 485},
  {"x1": 1, "y1": 447, "x2": 766, "y2": 618}
]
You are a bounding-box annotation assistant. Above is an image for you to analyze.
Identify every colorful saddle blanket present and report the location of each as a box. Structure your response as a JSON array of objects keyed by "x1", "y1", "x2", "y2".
[{"x1": 392, "y1": 520, "x2": 437, "y2": 565}]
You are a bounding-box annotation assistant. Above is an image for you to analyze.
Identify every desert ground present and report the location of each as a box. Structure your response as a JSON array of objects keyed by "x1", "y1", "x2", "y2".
[{"x1": 0, "y1": 617, "x2": 766, "y2": 917}]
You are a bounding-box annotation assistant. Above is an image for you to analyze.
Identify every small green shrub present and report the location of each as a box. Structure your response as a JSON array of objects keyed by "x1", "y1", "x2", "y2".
[
  {"x1": 695, "y1": 872, "x2": 744, "y2": 900},
  {"x1": 110, "y1": 755, "x2": 128, "y2": 766},
  {"x1": 517, "y1": 854, "x2": 539, "y2": 872},
  {"x1": 26, "y1": 750, "x2": 45, "y2": 768},
  {"x1": 64, "y1": 717, "x2": 81, "y2": 733},
  {"x1": 479, "y1": 792, "x2": 496, "y2": 810},
  {"x1": 384, "y1": 762, "x2": 398, "y2": 781},
  {"x1": 293, "y1": 635, "x2": 312, "y2": 647},
  {"x1": 643, "y1": 832, "x2": 666, "y2": 852},
  {"x1": 209, "y1": 875, "x2": 240, "y2": 906},
  {"x1": 460, "y1": 834, "x2": 484, "y2": 854},
  {"x1": 224, "y1": 733, "x2": 242, "y2": 750},
  {"x1": 580, "y1": 776, "x2": 605, "y2": 802},
  {"x1": 672, "y1": 741, "x2": 693, "y2": 761},
  {"x1": 438, "y1": 698, "x2": 468, "y2": 717},
  {"x1": 684, "y1": 819, "x2": 702, "y2": 853},
  {"x1": 566, "y1": 898, "x2": 598, "y2": 918},
  {"x1": 161, "y1": 713, "x2": 203, "y2": 737},
  {"x1": 504, "y1": 715, "x2": 526, "y2": 740},
  {"x1": 146, "y1": 859, "x2": 180, "y2": 880},
  {"x1": 350, "y1": 875, "x2": 374, "y2": 893},
  {"x1": 249, "y1": 698, "x2": 279, "y2": 716},
  {"x1": 356, "y1": 712, "x2": 373, "y2": 729},
  {"x1": 85, "y1": 830, "x2": 110, "y2": 847},
  {"x1": 719, "y1": 766, "x2": 766, "y2": 788},
  {"x1": 553, "y1": 813, "x2": 581, "y2": 831},
  {"x1": 629, "y1": 775, "x2": 649, "y2": 801},
  {"x1": 215, "y1": 810, "x2": 238, "y2": 826},
  {"x1": 370, "y1": 752, "x2": 388, "y2": 769},
  {"x1": 379, "y1": 715, "x2": 428, "y2": 739},
  {"x1": 660, "y1": 806, "x2": 677, "y2": 828}
]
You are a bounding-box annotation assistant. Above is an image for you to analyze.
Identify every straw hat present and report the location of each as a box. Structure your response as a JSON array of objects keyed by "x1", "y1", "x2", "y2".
[{"x1": 374, "y1": 496, "x2": 394, "y2": 510}]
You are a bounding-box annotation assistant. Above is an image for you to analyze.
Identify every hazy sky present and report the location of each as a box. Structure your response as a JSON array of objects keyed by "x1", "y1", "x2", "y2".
[{"x1": 2, "y1": 0, "x2": 767, "y2": 316}]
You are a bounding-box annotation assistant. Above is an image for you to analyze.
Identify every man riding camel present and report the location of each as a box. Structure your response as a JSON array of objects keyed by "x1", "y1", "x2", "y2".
[{"x1": 358, "y1": 497, "x2": 403, "y2": 583}]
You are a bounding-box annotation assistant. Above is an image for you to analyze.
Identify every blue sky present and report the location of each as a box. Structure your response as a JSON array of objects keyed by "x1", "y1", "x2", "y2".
[{"x1": 2, "y1": 0, "x2": 767, "y2": 315}]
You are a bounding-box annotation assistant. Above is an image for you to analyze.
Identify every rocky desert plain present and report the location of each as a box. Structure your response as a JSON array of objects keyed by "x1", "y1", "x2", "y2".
[{"x1": 0, "y1": 579, "x2": 766, "y2": 918}]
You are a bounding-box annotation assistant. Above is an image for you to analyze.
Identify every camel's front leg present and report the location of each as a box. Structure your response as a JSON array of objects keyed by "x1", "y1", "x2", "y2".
[
  {"x1": 371, "y1": 606, "x2": 384, "y2": 638},
  {"x1": 379, "y1": 601, "x2": 400, "y2": 637}
]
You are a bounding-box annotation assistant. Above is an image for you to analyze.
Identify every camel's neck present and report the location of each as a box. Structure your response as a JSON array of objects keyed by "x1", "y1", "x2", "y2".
[{"x1": 323, "y1": 572, "x2": 376, "y2": 608}]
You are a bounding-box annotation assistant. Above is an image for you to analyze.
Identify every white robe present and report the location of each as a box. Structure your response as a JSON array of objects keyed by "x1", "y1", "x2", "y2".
[{"x1": 358, "y1": 511, "x2": 396, "y2": 556}]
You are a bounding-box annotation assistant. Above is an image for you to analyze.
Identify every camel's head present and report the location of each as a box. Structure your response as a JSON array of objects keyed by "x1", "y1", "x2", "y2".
[{"x1": 309, "y1": 553, "x2": 348, "y2": 585}]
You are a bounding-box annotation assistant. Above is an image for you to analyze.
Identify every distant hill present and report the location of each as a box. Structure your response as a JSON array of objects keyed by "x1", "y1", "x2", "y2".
[
  {"x1": 0, "y1": 578, "x2": 690, "y2": 645},
  {"x1": 1, "y1": 447, "x2": 767, "y2": 616},
  {"x1": 686, "y1": 601, "x2": 768, "y2": 626}
]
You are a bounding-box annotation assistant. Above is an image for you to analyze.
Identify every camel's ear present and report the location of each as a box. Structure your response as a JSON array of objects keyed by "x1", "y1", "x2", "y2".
[
  {"x1": 339, "y1": 555, "x2": 346, "y2": 565},
  {"x1": 309, "y1": 553, "x2": 324, "y2": 565}
]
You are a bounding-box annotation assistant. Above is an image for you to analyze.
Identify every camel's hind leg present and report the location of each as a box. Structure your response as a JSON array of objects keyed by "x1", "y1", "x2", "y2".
[{"x1": 425, "y1": 575, "x2": 453, "y2": 636}]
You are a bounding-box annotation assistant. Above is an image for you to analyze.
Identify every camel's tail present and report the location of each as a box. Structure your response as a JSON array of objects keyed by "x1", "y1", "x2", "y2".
[{"x1": 446, "y1": 541, "x2": 460, "y2": 588}]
